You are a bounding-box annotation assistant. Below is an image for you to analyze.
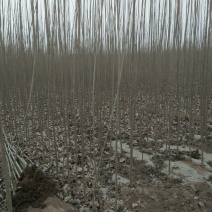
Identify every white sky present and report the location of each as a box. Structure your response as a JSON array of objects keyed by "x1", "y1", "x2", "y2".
[{"x1": 0, "y1": 0, "x2": 210, "y2": 50}]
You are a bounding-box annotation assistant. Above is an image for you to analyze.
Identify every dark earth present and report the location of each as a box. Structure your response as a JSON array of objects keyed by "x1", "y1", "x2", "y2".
[{"x1": 13, "y1": 165, "x2": 57, "y2": 212}]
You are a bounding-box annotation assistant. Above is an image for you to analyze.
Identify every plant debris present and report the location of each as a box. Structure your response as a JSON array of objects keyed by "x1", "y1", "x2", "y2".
[{"x1": 13, "y1": 165, "x2": 57, "y2": 211}]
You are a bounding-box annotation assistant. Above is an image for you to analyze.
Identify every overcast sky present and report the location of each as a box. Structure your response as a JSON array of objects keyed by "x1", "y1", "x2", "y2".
[{"x1": 0, "y1": 0, "x2": 210, "y2": 50}]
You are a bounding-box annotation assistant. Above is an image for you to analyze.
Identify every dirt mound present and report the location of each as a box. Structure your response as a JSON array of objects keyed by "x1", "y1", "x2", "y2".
[
  {"x1": 26, "y1": 196, "x2": 74, "y2": 212},
  {"x1": 13, "y1": 165, "x2": 57, "y2": 211}
]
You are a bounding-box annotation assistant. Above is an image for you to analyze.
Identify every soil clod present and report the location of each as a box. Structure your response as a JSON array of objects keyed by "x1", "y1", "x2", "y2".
[{"x1": 13, "y1": 165, "x2": 57, "y2": 211}]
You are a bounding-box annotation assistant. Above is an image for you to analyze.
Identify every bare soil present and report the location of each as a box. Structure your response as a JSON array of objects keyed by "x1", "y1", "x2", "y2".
[
  {"x1": 1, "y1": 148, "x2": 212, "y2": 211},
  {"x1": 1, "y1": 109, "x2": 212, "y2": 211},
  {"x1": 116, "y1": 172, "x2": 212, "y2": 212},
  {"x1": 25, "y1": 196, "x2": 74, "y2": 212}
]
